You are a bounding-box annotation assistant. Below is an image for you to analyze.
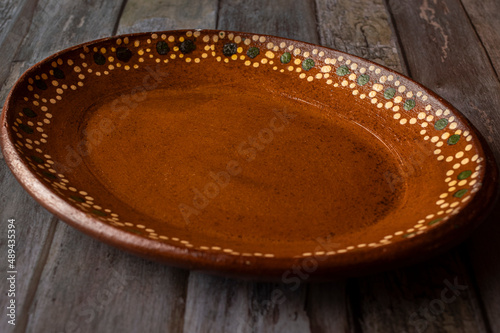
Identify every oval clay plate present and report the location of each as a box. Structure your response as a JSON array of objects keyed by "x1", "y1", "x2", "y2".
[{"x1": 1, "y1": 30, "x2": 498, "y2": 279}]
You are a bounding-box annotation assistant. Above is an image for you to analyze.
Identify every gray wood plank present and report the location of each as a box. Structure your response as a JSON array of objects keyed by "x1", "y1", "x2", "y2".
[
  {"x1": 315, "y1": 0, "x2": 405, "y2": 73},
  {"x1": 0, "y1": 0, "x2": 29, "y2": 49},
  {"x1": 0, "y1": 0, "x2": 35, "y2": 91},
  {"x1": 183, "y1": 272, "x2": 311, "y2": 333},
  {"x1": 0, "y1": 1, "x2": 124, "y2": 332},
  {"x1": 461, "y1": 0, "x2": 500, "y2": 77},
  {"x1": 117, "y1": 0, "x2": 218, "y2": 34},
  {"x1": 19, "y1": 0, "x2": 216, "y2": 332},
  {"x1": 306, "y1": 281, "x2": 353, "y2": 333},
  {"x1": 386, "y1": 0, "x2": 500, "y2": 332},
  {"x1": 25, "y1": 223, "x2": 189, "y2": 333},
  {"x1": 217, "y1": 0, "x2": 319, "y2": 44},
  {"x1": 356, "y1": 251, "x2": 487, "y2": 333}
]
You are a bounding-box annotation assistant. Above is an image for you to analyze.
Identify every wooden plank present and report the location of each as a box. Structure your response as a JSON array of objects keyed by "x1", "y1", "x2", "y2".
[
  {"x1": 306, "y1": 281, "x2": 354, "y2": 333},
  {"x1": 183, "y1": 272, "x2": 311, "y2": 333},
  {"x1": 25, "y1": 223, "x2": 189, "y2": 332},
  {"x1": 117, "y1": 0, "x2": 218, "y2": 34},
  {"x1": 0, "y1": 0, "x2": 35, "y2": 91},
  {"x1": 0, "y1": 0, "x2": 29, "y2": 48},
  {"x1": 315, "y1": 0, "x2": 405, "y2": 73},
  {"x1": 0, "y1": 182, "x2": 57, "y2": 333},
  {"x1": 19, "y1": 0, "x2": 216, "y2": 332},
  {"x1": 355, "y1": 250, "x2": 488, "y2": 332},
  {"x1": 0, "y1": 1, "x2": 124, "y2": 332},
  {"x1": 217, "y1": 0, "x2": 319, "y2": 44},
  {"x1": 461, "y1": 0, "x2": 500, "y2": 76}
]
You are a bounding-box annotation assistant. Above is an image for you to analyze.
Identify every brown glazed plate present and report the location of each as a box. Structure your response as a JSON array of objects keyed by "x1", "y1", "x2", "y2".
[{"x1": 1, "y1": 30, "x2": 498, "y2": 280}]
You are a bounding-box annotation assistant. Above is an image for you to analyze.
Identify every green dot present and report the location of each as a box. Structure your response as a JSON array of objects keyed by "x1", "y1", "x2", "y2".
[
  {"x1": 428, "y1": 218, "x2": 443, "y2": 226},
  {"x1": 116, "y1": 47, "x2": 132, "y2": 62},
  {"x1": 42, "y1": 172, "x2": 57, "y2": 180},
  {"x1": 53, "y1": 68, "x2": 65, "y2": 79},
  {"x1": 280, "y1": 52, "x2": 291, "y2": 64},
  {"x1": 403, "y1": 232, "x2": 416, "y2": 238},
  {"x1": 92, "y1": 209, "x2": 107, "y2": 217},
  {"x1": 336, "y1": 65, "x2": 349, "y2": 76},
  {"x1": 403, "y1": 99, "x2": 416, "y2": 110},
  {"x1": 247, "y1": 47, "x2": 259, "y2": 59},
  {"x1": 434, "y1": 118, "x2": 449, "y2": 130},
  {"x1": 180, "y1": 39, "x2": 196, "y2": 54},
  {"x1": 457, "y1": 170, "x2": 472, "y2": 180},
  {"x1": 357, "y1": 74, "x2": 370, "y2": 86},
  {"x1": 156, "y1": 41, "x2": 170, "y2": 55},
  {"x1": 93, "y1": 52, "x2": 106, "y2": 65},
  {"x1": 384, "y1": 87, "x2": 396, "y2": 99},
  {"x1": 35, "y1": 79, "x2": 47, "y2": 90},
  {"x1": 302, "y1": 58, "x2": 315, "y2": 71},
  {"x1": 448, "y1": 134, "x2": 460, "y2": 145},
  {"x1": 22, "y1": 107, "x2": 37, "y2": 118},
  {"x1": 70, "y1": 195, "x2": 85, "y2": 203},
  {"x1": 223, "y1": 43, "x2": 237, "y2": 57},
  {"x1": 19, "y1": 123, "x2": 33, "y2": 134},
  {"x1": 453, "y1": 189, "x2": 468, "y2": 198},
  {"x1": 31, "y1": 155, "x2": 44, "y2": 164}
]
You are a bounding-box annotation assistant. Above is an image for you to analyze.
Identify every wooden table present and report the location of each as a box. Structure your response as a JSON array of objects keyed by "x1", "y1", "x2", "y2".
[{"x1": 1, "y1": 0, "x2": 499, "y2": 332}]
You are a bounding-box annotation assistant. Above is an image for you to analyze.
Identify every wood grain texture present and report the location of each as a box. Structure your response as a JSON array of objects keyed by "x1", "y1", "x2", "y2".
[
  {"x1": 25, "y1": 223, "x2": 189, "y2": 333},
  {"x1": 461, "y1": 0, "x2": 500, "y2": 77},
  {"x1": 306, "y1": 281, "x2": 354, "y2": 333},
  {"x1": 117, "y1": 0, "x2": 218, "y2": 34},
  {"x1": 217, "y1": 0, "x2": 319, "y2": 44},
  {"x1": 355, "y1": 251, "x2": 488, "y2": 332},
  {"x1": 387, "y1": 0, "x2": 500, "y2": 332},
  {"x1": 184, "y1": 272, "x2": 311, "y2": 333},
  {"x1": 0, "y1": 0, "x2": 36, "y2": 91},
  {"x1": 0, "y1": 0, "x2": 29, "y2": 50},
  {"x1": 315, "y1": 0, "x2": 405, "y2": 73}
]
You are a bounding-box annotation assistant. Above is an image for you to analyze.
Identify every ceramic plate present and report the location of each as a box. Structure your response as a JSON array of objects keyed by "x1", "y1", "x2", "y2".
[{"x1": 1, "y1": 30, "x2": 497, "y2": 279}]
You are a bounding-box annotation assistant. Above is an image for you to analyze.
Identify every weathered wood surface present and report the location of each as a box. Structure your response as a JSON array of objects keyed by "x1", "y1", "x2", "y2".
[
  {"x1": 1, "y1": 0, "x2": 499, "y2": 332},
  {"x1": 218, "y1": 0, "x2": 319, "y2": 44},
  {"x1": 117, "y1": 0, "x2": 218, "y2": 34},
  {"x1": 461, "y1": 0, "x2": 500, "y2": 76},
  {"x1": 315, "y1": 0, "x2": 405, "y2": 73}
]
